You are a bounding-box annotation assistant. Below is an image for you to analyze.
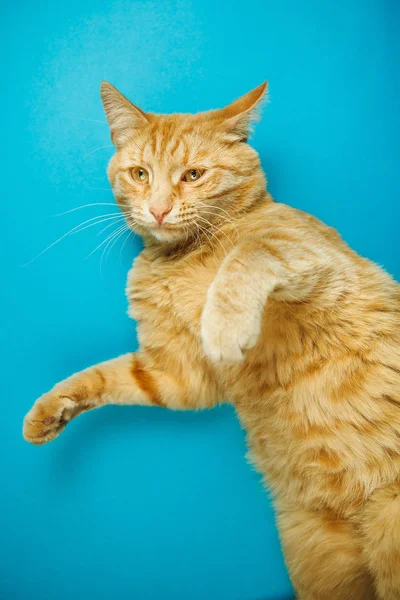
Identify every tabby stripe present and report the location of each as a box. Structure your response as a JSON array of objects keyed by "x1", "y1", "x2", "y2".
[
  {"x1": 381, "y1": 394, "x2": 400, "y2": 409},
  {"x1": 169, "y1": 136, "x2": 182, "y2": 157},
  {"x1": 131, "y1": 355, "x2": 165, "y2": 407}
]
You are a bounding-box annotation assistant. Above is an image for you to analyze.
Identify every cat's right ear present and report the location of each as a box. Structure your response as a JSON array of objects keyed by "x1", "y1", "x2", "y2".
[
  {"x1": 217, "y1": 82, "x2": 268, "y2": 141},
  {"x1": 100, "y1": 82, "x2": 149, "y2": 148}
]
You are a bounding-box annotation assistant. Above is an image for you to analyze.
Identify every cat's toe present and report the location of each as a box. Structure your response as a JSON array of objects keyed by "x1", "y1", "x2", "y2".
[
  {"x1": 201, "y1": 318, "x2": 245, "y2": 363},
  {"x1": 205, "y1": 336, "x2": 244, "y2": 364},
  {"x1": 23, "y1": 394, "x2": 76, "y2": 445},
  {"x1": 201, "y1": 301, "x2": 262, "y2": 364}
]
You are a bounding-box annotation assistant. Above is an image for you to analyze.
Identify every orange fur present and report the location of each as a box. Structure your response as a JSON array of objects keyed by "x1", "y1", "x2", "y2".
[{"x1": 23, "y1": 82, "x2": 400, "y2": 599}]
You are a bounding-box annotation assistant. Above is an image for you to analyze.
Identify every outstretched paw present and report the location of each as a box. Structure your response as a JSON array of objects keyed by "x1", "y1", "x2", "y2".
[
  {"x1": 201, "y1": 297, "x2": 262, "y2": 364},
  {"x1": 23, "y1": 394, "x2": 77, "y2": 445}
]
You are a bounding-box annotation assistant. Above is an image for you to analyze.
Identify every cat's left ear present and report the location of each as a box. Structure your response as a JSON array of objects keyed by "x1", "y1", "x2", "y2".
[{"x1": 218, "y1": 81, "x2": 268, "y2": 141}]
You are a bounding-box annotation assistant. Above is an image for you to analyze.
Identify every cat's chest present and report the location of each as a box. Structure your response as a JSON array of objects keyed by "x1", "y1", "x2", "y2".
[{"x1": 126, "y1": 250, "x2": 217, "y2": 337}]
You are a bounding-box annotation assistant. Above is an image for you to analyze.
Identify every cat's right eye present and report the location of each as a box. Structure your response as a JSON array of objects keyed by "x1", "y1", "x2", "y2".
[{"x1": 131, "y1": 167, "x2": 149, "y2": 184}]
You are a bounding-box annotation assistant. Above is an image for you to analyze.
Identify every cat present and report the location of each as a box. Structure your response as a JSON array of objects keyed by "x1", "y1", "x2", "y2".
[{"x1": 23, "y1": 81, "x2": 400, "y2": 600}]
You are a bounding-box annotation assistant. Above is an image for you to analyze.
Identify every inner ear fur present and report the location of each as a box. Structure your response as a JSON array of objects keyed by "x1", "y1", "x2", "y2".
[{"x1": 100, "y1": 81, "x2": 150, "y2": 148}]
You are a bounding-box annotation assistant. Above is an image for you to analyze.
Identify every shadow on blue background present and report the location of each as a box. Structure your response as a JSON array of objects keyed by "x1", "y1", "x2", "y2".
[{"x1": 1, "y1": 0, "x2": 399, "y2": 599}]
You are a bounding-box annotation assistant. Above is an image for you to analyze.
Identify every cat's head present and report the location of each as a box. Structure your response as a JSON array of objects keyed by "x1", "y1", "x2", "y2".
[{"x1": 101, "y1": 81, "x2": 268, "y2": 243}]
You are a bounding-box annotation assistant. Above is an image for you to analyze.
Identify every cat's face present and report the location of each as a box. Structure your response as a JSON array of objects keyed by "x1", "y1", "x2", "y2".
[{"x1": 101, "y1": 82, "x2": 267, "y2": 243}]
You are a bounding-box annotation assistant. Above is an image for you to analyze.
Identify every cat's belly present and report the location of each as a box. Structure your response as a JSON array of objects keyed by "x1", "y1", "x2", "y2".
[{"x1": 235, "y1": 384, "x2": 400, "y2": 517}]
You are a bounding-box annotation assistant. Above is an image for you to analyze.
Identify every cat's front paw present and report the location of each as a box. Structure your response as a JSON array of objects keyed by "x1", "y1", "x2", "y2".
[
  {"x1": 23, "y1": 393, "x2": 77, "y2": 445},
  {"x1": 201, "y1": 295, "x2": 262, "y2": 364}
]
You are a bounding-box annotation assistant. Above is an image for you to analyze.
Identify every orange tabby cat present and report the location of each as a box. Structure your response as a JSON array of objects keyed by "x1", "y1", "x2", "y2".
[{"x1": 23, "y1": 81, "x2": 400, "y2": 599}]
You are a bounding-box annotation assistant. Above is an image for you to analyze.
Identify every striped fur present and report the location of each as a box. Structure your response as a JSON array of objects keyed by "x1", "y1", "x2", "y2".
[{"x1": 23, "y1": 82, "x2": 400, "y2": 599}]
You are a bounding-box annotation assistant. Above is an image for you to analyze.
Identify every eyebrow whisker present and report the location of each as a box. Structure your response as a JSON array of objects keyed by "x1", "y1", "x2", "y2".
[
  {"x1": 82, "y1": 145, "x2": 114, "y2": 160},
  {"x1": 66, "y1": 116, "x2": 108, "y2": 125}
]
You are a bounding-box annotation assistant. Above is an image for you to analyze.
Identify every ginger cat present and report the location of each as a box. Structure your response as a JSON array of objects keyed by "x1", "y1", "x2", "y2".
[{"x1": 23, "y1": 81, "x2": 400, "y2": 599}]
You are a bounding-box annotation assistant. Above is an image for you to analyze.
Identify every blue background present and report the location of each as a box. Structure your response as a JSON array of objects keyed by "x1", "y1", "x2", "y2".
[{"x1": 2, "y1": 1, "x2": 399, "y2": 599}]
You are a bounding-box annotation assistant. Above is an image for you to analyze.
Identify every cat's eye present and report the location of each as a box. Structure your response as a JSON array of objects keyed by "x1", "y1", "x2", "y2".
[
  {"x1": 182, "y1": 168, "x2": 205, "y2": 183},
  {"x1": 131, "y1": 167, "x2": 149, "y2": 184}
]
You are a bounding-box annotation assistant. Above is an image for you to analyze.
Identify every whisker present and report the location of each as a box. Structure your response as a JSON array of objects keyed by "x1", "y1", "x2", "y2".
[
  {"x1": 200, "y1": 208, "x2": 240, "y2": 235},
  {"x1": 200, "y1": 203, "x2": 235, "y2": 219},
  {"x1": 193, "y1": 224, "x2": 205, "y2": 266},
  {"x1": 99, "y1": 225, "x2": 129, "y2": 276},
  {"x1": 195, "y1": 221, "x2": 213, "y2": 247},
  {"x1": 200, "y1": 208, "x2": 237, "y2": 224},
  {"x1": 125, "y1": 216, "x2": 139, "y2": 232},
  {"x1": 82, "y1": 145, "x2": 114, "y2": 160},
  {"x1": 70, "y1": 213, "x2": 124, "y2": 233},
  {"x1": 193, "y1": 222, "x2": 201, "y2": 248},
  {"x1": 119, "y1": 229, "x2": 133, "y2": 266},
  {"x1": 85, "y1": 222, "x2": 128, "y2": 260},
  {"x1": 22, "y1": 213, "x2": 124, "y2": 267},
  {"x1": 66, "y1": 116, "x2": 108, "y2": 125},
  {"x1": 184, "y1": 223, "x2": 189, "y2": 244},
  {"x1": 72, "y1": 216, "x2": 125, "y2": 237},
  {"x1": 104, "y1": 225, "x2": 129, "y2": 264},
  {"x1": 196, "y1": 215, "x2": 235, "y2": 248},
  {"x1": 97, "y1": 217, "x2": 126, "y2": 236},
  {"x1": 54, "y1": 203, "x2": 123, "y2": 217},
  {"x1": 196, "y1": 219, "x2": 228, "y2": 257},
  {"x1": 195, "y1": 222, "x2": 217, "y2": 263}
]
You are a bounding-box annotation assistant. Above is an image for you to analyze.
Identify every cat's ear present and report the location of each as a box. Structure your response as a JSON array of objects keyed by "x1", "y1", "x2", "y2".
[
  {"x1": 100, "y1": 82, "x2": 149, "y2": 148},
  {"x1": 218, "y1": 82, "x2": 268, "y2": 141}
]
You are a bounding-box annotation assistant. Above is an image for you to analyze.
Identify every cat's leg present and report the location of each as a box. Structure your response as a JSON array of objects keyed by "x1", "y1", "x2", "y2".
[
  {"x1": 23, "y1": 351, "x2": 220, "y2": 445},
  {"x1": 360, "y1": 482, "x2": 400, "y2": 600},
  {"x1": 201, "y1": 239, "x2": 280, "y2": 363},
  {"x1": 201, "y1": 235, "x2": 348, "y2": 363},
  {"x1": 276, "y1": 502, "x2": 375, "y2": 600}
]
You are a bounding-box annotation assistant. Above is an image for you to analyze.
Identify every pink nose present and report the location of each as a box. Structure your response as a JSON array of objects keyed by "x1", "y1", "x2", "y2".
[{"x1": 149, "y1": 206, "x2": 172, "y2": 224}]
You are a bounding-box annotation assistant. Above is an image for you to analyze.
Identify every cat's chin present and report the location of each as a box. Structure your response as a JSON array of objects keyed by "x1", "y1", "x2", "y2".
[{"x1": 148, "y1": 226, "x2": 187, "y2": 243}]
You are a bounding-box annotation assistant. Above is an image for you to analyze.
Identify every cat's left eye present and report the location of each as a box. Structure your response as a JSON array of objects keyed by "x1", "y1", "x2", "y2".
[{"x1": 182, "y1": 168, "x2": 205, "y2": 182}]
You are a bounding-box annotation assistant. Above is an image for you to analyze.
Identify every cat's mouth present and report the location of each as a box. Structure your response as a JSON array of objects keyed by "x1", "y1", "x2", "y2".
[
  {"x1": 145, "y1": 221, "x2": 185, "y2": 241},
  {"x1": 149, "y1": 222, "x2": 182, "y2": 232}
]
